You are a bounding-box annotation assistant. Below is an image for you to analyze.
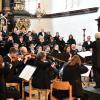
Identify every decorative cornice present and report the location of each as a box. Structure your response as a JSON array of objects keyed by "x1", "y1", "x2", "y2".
[
  {"x1": 13, "y1": 7, "x2": 99, "y2": 18},
  {"x1": 42, "y1": 7, "x2": 99, "y2": 18}
]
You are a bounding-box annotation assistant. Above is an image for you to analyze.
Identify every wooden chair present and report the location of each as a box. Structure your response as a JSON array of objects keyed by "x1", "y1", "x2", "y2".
[
  {"x1": 22, "y1": 79, "x2": 50, "y2": 100},
  {"x1": 6, "y1": 82, "x2": 20, "y2": 100},
  {"x1": 6, "y1": 83, "x2": 20, "y2": 91},
  {"x1": 50, "y1": 81, "x2": 73, "y2": 100}
]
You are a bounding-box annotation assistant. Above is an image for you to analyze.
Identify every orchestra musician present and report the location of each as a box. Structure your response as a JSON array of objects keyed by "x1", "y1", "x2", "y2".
[
  {"x1": 32, "y1": 52, "x2": 51, "y2": 89},
  {"x1": 19, "y1": 46, "x2": 36, "y2": 66},
  {"x1": 0, "y1": 55, "x2": 20, "y2": 100},
  {"x1": 3, "y1": 47, "x2": 23, "y2": 82},
  {"x1": 50, "y1": 55, "x2": 88, "y2": 100}
]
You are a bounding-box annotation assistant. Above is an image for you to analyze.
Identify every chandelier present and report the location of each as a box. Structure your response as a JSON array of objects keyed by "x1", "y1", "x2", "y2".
[{"x1": 35, "y1": 1, "x2": 46, "y2": 18}]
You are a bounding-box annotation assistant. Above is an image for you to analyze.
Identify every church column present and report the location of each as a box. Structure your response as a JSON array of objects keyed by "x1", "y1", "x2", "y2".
[
  {"x1": 0, "y1": 0, "x2": 2, "y2": 12},
  {"x1": 3, "y1": 0, "x2": 11, "y2": 12}
]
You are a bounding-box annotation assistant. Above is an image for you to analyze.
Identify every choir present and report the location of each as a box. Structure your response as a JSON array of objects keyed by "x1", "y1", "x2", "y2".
[{"x1": 0, "y1": 25, "x2": 97, "y2": 100}]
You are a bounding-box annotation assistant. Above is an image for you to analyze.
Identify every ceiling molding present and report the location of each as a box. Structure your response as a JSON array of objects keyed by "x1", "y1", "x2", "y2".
[
  {"x1": 42, "y1": 7, "x2": 99, "y2": 18},
  {"x1": 13, "y1": 7, "x2": 99, "y2": 18}
]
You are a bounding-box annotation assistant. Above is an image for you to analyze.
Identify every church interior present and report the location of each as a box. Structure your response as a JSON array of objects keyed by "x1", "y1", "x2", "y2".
[{"x1": 0, "y1": 0, "x2": 100, "y2": 100}]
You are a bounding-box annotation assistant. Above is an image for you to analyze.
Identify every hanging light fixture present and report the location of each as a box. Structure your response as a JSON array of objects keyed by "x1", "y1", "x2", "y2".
[{"x1": 35, "y1": 0, "x2": 46, "y2": 18}]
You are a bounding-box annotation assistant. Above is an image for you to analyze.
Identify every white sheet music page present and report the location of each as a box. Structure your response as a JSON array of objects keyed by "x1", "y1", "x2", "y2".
[
  {"x1": 19, "y1": 65, "x2": 36, "y2": 81},
  {"x1": 78, "y1": 51, "x2": 92, "y2": 58},
  {"x1": 81, "y1": 65, "x2": 92, "y2": 77}
]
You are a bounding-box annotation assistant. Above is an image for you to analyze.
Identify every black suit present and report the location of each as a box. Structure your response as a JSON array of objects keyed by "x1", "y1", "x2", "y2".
[
  {"x1": 3, "y1": 55, "x2": 23, "y2": 82},
  {"x1": 89, "y1": 39, "x2": 100, "y2": 87},
  {"x1": 82, "y1": 41, "x2": 92, "y2": 51},
  {"x1": 38, "y1": 32, "x2": 47, "y2": 37},
  {"x1": 38, "y1": 32, "x2": 49, "y2": 41}
]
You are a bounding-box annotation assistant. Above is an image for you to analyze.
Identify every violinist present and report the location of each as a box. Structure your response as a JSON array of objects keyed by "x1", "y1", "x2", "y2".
[
  {"x1": 32, "y1": 52, "x2": 53, "y2": 89},
  {"x1": 4, "y1": 47, "x2": 24, "y2": 98},
  {"x1": 3, "y1": 47, "x2": 23, "y2": 82},
  {"x1": 0, "y1": 55, "x2": 20, "y2": 100},
  {"x1": 19, "y1": 46, "x2": 36, "y2": 64}
]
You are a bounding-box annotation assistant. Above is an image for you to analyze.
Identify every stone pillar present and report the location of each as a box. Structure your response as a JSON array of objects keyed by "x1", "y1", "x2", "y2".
[
  {"x1": 3, "y1": 0, "x2": 11, "y2": 12},
  {"x1": 95, "y1": 16, "x2": 100, "y2": 32},
  {"x1": 0, "y1": 0, "x2": 2, "y2": 12}
]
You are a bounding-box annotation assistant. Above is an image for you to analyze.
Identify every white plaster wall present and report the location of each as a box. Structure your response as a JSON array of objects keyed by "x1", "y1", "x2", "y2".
[
  {"x1": 28, "y1": 18, "x2": 52, "y2": 33},
  {"x1": 51, "y1": 0, "x2": 100, "y2": 43},
  {"x1": 25, "y1": 0, "x2": 52, "y2": 14},
  {"x1": 51, "y1": 13, "x2": 98, "y2": 43},
  {"x1": 25, "y1": 0, "x2": 52, "y2": 34},
  {"x1": 51, "y1": 0, "x2": 100, "y2": 13},
  {"x1": 25, "y1": 0, "x2": 100, "y2": 44}
]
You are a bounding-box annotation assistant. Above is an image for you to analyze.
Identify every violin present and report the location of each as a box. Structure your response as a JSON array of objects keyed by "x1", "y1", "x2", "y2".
[
  {"x1": 11, "y1": 56, "x2": 18, "y2": 62},
  {"x1": 47, "y1": 55, "x2": 66, "y2": 63},
  {"x1": 23, "y1": 53, "x2": 37, "y2": 59}
]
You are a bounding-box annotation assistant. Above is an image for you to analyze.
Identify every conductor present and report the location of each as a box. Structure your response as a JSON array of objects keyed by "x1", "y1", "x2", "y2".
[{"x1": 89, "y1": 32, "x2": 100, "y2": 88}]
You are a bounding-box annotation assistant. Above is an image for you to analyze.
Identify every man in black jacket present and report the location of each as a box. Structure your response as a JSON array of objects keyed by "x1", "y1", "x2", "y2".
[
  {"x1": 89, "y1": 32, "x2": 100, "y2": 88},
  {"x1": 82, "y1": 36, "x2": 92, "y2": 51}
]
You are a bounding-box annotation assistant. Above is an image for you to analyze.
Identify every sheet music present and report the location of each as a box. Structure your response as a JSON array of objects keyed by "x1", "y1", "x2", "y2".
[
  {"x1": 81, "y1": 65, "x2": 92, "y2": 77},
  {"x1": 78, "y1": 51, "x2": 92, "y2": 58},
  {"x1": 19, "y1": 65, "x2": 37, "y2": 81}
]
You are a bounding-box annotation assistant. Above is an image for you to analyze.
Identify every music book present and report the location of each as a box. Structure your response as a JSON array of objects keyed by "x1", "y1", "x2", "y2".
[
  {"x1": 19, "y1": 65, "x2": 37, "y2": 81},
  {"x1": 78, "y1": 51, "x2": 92, "y2": 58},
  {"x1": 81, "y1": 65, "x2": 92, "y2": 77}
]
